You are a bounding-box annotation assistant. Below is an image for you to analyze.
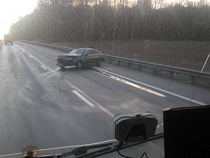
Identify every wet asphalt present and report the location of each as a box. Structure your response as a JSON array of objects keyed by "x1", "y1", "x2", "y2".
[{"x1": 0, "y1": 42, "x2": 209, "y2": 157}]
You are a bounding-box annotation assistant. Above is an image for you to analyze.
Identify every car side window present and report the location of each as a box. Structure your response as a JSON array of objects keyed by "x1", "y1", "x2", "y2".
[
  {"x1": 86, "y1": 50, "x2": 92, "y2": 56},
  {"x1": 91, "y1": 50, "x2": 99, "y2": 55}
]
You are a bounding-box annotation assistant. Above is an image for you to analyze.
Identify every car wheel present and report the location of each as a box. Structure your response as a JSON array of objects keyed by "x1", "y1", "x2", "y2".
[
  {"x1": 76, "y1": 61, "x2": 82, "y2": 70},
  {"x1": 97, "y1": 59, "x2": 102, "y2": 66},
  {"x1": 60, "y1": 65, "x2": 65, "y2": 70}
]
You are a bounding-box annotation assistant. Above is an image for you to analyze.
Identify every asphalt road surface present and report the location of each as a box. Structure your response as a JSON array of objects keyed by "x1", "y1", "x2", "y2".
[{"x1": 0, "y1": 42, "x2": 209, "y2": 158}]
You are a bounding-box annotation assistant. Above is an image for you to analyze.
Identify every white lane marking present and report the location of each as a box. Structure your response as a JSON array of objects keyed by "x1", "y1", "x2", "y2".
[
  {"x1": 0, "y1": 139, "x2": 116, "y2": 157},
  {"x1": 64, "y1": 79, "x2": 114, "y2": 117},
  {"x1": 42, "y1": 49, "x2": 58, "y2": 56},
  {"x1": 28, "y1": 53, "x2": 51, "y2": 70},
  {"x1": 15, "y1": 43, "x2": 26, "y2": 52},
  {"x1": 94, "y1": 67, "x2": 165, "y2": 97},
  {"x1": 29, "y1": 54, "x2": 33, "y2": 58},
  {"x1": 72, "y1": 90, "x2": 95, "y2": 107},
  {"x1": 15, "y1": 44, "x2": 114, "y2": 117},
  {"x1": 109, "y1": 75, "x2": 166, "y2": 97},
  {"x1": 14, "y1": 44, "x2": 23, "y2": 50},
  {"x1": 41, "y1": 65, "x2": 48, "y2": 70},
  {"x1": 94, "y1": 67, "x2": 207, "y2": 105},
  {"x1": 41, "y1": 68, "x2": 60, "y2": 77},
  {"x1": 0, "y1": 152, "x2": 21, "y2": 158}
]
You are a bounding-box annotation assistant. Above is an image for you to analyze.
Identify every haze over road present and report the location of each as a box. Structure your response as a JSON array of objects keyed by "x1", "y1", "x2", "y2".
[{"x1": 0, "y1": 42, "x2": 209, "y2": 157}]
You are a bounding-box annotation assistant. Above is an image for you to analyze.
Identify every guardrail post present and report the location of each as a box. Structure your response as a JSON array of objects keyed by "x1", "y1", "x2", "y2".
[
  {"x1": 153, "y1": 68, "x2": 157, "y2": 74},
  {"x1": 191, "y1": 76, "x2": 196, "y2": 84},
  {"x1": 169, "y1": 71, "x2": 174, "y2": 79},
  {"x1": 106, "y1": 58, "x2": 112, "y2": 63},
  {"x1": 117, "y1": 61, "x2": 120, "y2": 66},
  {"x1": 127, "y1": 62, "x2": 130, "y2": 68}
]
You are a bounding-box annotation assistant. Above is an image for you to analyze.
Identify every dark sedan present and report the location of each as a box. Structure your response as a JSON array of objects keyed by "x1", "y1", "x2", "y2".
[{"x1": 56, "y1": 48, "x2": 103, "y2": 70}]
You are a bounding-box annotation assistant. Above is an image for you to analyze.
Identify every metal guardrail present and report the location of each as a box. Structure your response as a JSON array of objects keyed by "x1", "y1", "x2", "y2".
[
  {"x1": 20, "y1": 40, "x2": 74, "y2": 53},
  {"x1": 19, "y1": 40, "x2": 210, "y2": 87},
  {"x1": 103, "y1": 54, "x2": 210, "y2": 80}
]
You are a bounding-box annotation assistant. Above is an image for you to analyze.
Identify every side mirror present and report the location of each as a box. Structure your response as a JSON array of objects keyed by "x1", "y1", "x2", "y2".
[{"x1": 114, "y1": 113, "x2": 157, "y2": 143}]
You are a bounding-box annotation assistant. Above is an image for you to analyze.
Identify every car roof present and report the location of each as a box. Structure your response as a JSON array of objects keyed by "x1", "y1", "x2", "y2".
[
  {"x1": 71, "y1": 48, "x2": 103, "y2": 54},
  {"x1": 75, "y1": 48, "x2": 99, "y2": 51}
]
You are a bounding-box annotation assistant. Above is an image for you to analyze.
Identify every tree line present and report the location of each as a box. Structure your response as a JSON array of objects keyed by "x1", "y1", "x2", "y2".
[{"x1": 10, "y1": 0, "x2": 210, "y2": 43}]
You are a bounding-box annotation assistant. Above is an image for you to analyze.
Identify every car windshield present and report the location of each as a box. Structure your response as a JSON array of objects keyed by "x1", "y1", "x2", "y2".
[
  {"x1": 70, "y1": 49, "x2": 87, "y2": 55},
  {"x1": 0, "y1": 0, "x2": 210, "y2": 158}
]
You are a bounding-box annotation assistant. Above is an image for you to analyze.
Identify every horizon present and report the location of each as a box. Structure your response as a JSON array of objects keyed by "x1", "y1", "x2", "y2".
[{"x1": 0, "y1": 0, "x2": 38, "y2": 39}]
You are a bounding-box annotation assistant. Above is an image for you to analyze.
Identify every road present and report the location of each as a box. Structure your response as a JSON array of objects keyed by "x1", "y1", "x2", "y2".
[{"x1": 0, "y1": 42, "x2": 209, "y2": 158}]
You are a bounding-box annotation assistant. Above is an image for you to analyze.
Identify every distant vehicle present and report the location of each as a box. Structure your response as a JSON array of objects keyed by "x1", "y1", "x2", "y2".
[
  {"x1": 57, "y1": 48, "x2": 103, "y2": 70},
  {"x1": 4, "y1": 34, "x2": 13, "y2": 45}
]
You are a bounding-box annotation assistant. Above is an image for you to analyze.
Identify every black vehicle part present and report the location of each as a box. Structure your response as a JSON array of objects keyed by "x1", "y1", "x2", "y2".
[
  {"x1": 97, "y1": 59, "x2": 102, "y2": 66},
  {"x1": 76, "y1": 133, "x2": 164, "y2": 158},
  {"x1": 76, "y1": 61, "x2": 82, "y2": 70},
  {"x1": 164, "y1": 105, "x2": 210, "y2": 158},
  {"x1": 19, "y1": 134, "x2": 163, "y2": 158},
  {"x1": 61, "y1": 142, "x2": 113, "y2": 158},
  {"x1": 114, "y1": 113, "x2": 157, "y2": 158},
  {"x1": 60, "y1": 65, "x2": 65, "y2": 70},
  {"x1": 114, "y1": 113, "x2": 158, "y2": 143}
]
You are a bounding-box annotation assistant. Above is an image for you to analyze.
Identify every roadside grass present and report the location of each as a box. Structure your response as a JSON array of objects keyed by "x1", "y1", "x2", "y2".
[{"x1": 53, "y1": 40, "x2": 210, "y2": 72}]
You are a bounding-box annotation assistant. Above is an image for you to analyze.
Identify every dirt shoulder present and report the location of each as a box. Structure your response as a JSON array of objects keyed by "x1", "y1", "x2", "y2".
[{"x1": 53, "y1": 40, "x2": 210, "y2": 72}]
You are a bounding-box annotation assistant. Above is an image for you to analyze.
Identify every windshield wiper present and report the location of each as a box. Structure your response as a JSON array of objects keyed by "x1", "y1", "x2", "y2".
[
  {"x1": 61, "y1": 142, "x2": 115, "y2": 158},
  {"x1": 81, "y1": 133, "x2": 164, "y2": 158},
  {"x1": 60, "y1": 133, "x2": 163, "y2": 158}
]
